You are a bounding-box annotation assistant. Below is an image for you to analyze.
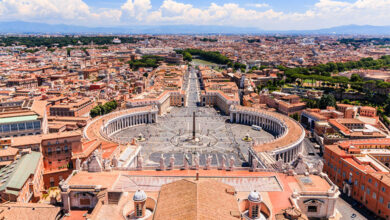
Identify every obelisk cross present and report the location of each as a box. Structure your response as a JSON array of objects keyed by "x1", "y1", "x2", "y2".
[{"x1": 193, "y1": 111, "x2": 196, "y2": 139}]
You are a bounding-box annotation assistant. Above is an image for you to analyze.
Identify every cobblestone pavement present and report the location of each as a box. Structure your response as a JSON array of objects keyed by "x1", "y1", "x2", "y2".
[
  {"x1": 112, "y1": 106, "x2": 274, "y2": 167},
  {"x1": 112, "y1": 67, "x2": 274, "y2": 167}
]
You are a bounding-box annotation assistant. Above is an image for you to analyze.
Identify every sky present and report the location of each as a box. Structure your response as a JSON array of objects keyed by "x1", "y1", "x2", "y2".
[{"x1": 0, "y1": 0, "x2": 389, "y2": 30}]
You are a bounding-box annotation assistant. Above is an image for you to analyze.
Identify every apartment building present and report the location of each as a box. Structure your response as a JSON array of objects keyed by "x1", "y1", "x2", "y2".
[
  {"x1": 324, "y1": 139, "x2": 390, "y2": 219},
  {"x1": 0, "y1": 151, "x2": 44, "y2": 203},
  {"x1": 41, "y1": 131, "x2": 82, "y2": 188},
  {"x1": 0, "y1": 111, "x2": 44, "y2": 139},
  {"x1": 49, "y1": 97, "x2": 94, "y2": 117}
]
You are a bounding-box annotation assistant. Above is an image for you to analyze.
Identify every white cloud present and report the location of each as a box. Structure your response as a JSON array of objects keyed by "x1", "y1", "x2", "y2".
[
  {"x1": 121, "y1": 0, "x2": 151, "y2": 21},
  {"x1": 0, "y1": 0, "x2": 120, "y2": 25},
  {"x1": 247, "y1": 3, "x2": 270, "y2": 8}
]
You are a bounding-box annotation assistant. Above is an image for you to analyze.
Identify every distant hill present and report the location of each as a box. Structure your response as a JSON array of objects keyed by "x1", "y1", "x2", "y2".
[
  {"x1": 291, "y1": 25, "x2": 390, "y2": 35},
  {"x1": 0, "y1": 21, "x2": 389, "y2": 35},
  {"x1": 0, "y1": 21, "x2": 261, "y2": 34}
]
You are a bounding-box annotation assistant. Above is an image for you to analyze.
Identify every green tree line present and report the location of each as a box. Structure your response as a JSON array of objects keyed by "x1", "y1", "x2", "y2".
[
  {"x1": 279, "y1": 55, "x2": 390, "y2": 90},
  {"x1": 90, "y1": 100, "x2": 118, "y2": 118},
  {"x1": 176, "y1": 48, "x2": 247, "y2": 71},
  {"x1": 0, "y1": 36, "x2": 143, "y2": 48},
  {"x1": 128, "y1": 55, "x2": 164, "y2": 70}
]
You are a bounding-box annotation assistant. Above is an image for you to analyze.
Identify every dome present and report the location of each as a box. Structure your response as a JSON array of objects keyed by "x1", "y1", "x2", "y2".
[
  {"x1": 133, "y1": 190, "x2": 147, "y2": 201},
  {"x1": 248, "y1": 190, "x2": 261, "y2": 202}
]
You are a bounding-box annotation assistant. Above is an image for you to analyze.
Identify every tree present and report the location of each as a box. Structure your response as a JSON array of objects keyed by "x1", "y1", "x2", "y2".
[
  {"x1": 305, "y1": 99, "x2": 319, "y2": 108},
  {"x1": 90, "y1": 108, "x2": 100, "y2": 118},
  {"x1": 183, "y1": 51, "x2": 192, "y2": 62},
  {"x1": 319, "y1": 94, "x2": 336, "y2": 109},
  {"x1": 290, "y1": 113, "x2": 300, "y2": 121},
  {"x1": 342, "y1": 99, "x2": 351, "y2": 104},
  {"x1": 350, "y1": 73, "x2": 362, "y2": 82}
]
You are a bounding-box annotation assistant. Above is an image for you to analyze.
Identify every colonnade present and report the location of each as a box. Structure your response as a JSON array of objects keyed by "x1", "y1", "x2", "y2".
[
  {"x1": 230, "y1": 111, "x2": 286, "y2": 135},
  {"x1": 103, "y1": 111, "x2": 158, "y2": 136},
  {"x1": 274, "y1": 145, "x2": 302, "y2": 163},
  {"x1": 230, "y1": 107, "x2": 304, "y2": 164}
]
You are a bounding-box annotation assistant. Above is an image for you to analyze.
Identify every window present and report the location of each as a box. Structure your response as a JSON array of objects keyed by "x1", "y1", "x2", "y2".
[
  {"x1": 308, "y1": 206, "x2": 317, "y2": 213},
  {"x1": 26, "y1": 122, "x2": 33, "y2": 130},
  {"x1": 361, "y1": 185, "x2": 365, "y2": 190},
  {"x1": 56, "y1": 147, "x2": 61, "y2": 154},
  {"x1": 10, "y1": 124, "x2": 17, "y2": 131},
  {"x1": 355, "y1": 180, "x2": 358, "y2": 185},
  {"x1": 64, "y1": 146, "x2": 68, "y2": 153},
  {"x1": 2, "y1": 125, "x2": 10, "y2": 132},
  {"x1": 373, "y1": 192, "x2": 377, "y2": 199},
  {"x1": 367, "y1": 188, "x2": 370, "y2": 195},
  {"x1": 387, "y1": 202, "x2": 390, "y2": 209},
  {"x1": 136, "y1": 204, "x2": 142, "y2": 217},
  {"x1": 252, "y1": 205, "x2": 259, "y2": 218},
  {"x1": 33, "y1": 121, "x2": 41, "y2": 129},
  {"x1": 379, "y1": 197, "x2": 384, "y2": 204},
  {"x1": 47, "y1": 148, "x2": 52, "y2": 155},
  {"x1": 368, "y1": 178, "x2": 372, "y2": 183},
  {"x1": 375, "y1": 182, "x2": 378, "y2": 187},
  {"x1": 18, "y1": 123, "x2": 25, "y2": 131},
  {"x1": 49, "y1": 177, "x2": 54, "y2": 187},
  {"x1": 382, "y1": 187, "x2": 386, "y2": 192}
]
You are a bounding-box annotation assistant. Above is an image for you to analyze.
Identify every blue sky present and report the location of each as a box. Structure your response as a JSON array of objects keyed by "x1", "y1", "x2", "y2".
[{"x1": 0, "y1": 0, "x2": 388, "y2": 30}]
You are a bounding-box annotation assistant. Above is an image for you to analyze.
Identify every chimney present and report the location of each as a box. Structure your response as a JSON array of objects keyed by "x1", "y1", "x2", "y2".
[{"x1": 196, "y1": 172, "x2": 199, "y2": 181}]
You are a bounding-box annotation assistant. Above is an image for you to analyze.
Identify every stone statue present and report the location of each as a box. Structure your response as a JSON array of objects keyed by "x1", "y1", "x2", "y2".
[
  {"x1": 229, "y1": 156, "x2": 235, "y2": 171},
  {"x1": 276, "y1": 158, "x2": 284, "y2": 170},
  {"x1": 205, "y1": 154, "x2": 212, "y2": 170},
  {"x1": 159, "y1": 154, "x2": 165, "y2": 171},
  {"x1": 251, "y1": 158, "x2": 258, "y2": 171},
  {"x1": 88, "y1": 151, "x2": 103, "y2": 172},
  {"x1": 82, "y1": 160, "x2": 88, "y2": 171},
  {"x1": 294, "y1": 156, "x2": 310, "y2": 175},
  {"x1": 316, "y1": 160, "x2": 324, "y2": 173},
  {"x1": 111, "y1": 155, "x2": 118, "y2": 168},
  {"x1": 194, "y1": 153, "x2": 199, "y2": 170},
  {"x1": 104, "y1": 159, "x2": 111, "y2": 171},
  {"x1": 220, "y1": 155, "x2": 226, "y2": 170},
  {"x1": 183, "y1": 154, "x2": 189, "y2": 170},
  {"x1": 75, "y1": 157, "x2": 81, "y2": 171},
  {"x1": 137, "y1": 155, "x2": 143, "y2": 170},
  {"x1": 169, "y1": 154, "x2": 175, "y2": 169}
]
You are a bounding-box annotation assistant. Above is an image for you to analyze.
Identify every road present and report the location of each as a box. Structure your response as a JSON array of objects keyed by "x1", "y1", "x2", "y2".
[
  {"x1": 336, "y1": 196, "x2": 368, "y2": 220},
  {"x1": 186, "y1": 67, "x2": 201, "y2": 108}
]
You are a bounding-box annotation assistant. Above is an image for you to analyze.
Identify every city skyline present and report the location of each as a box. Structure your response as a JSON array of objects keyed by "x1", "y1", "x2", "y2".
[{"x1": 0, "y1": 0, "x2": 389, "y2": 30}]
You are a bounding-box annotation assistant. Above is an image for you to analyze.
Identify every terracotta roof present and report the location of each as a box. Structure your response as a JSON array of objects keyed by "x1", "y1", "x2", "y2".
[
  {"x1": 0, "y1": 147, "x2": 18, "y2": 157},
  {"x1": 0, "y1": 203, "x2": 60, "y2": 220},
  {"x1": 153, "y1": 179, "x2": 240, "y2": 220}
]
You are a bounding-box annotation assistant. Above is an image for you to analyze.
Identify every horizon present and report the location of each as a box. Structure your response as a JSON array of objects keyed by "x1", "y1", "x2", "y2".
[
  {"x1": 0, "y1": 0, "x2": 389, "y2": 31},
  {"x1": 1, "y1": 21, "x2": 390, "y2": 35}
]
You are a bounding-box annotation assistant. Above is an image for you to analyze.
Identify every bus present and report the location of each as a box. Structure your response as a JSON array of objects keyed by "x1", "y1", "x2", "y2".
[{"x1": 251, "y1": 125, "x2": 262, "y2": 131}]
